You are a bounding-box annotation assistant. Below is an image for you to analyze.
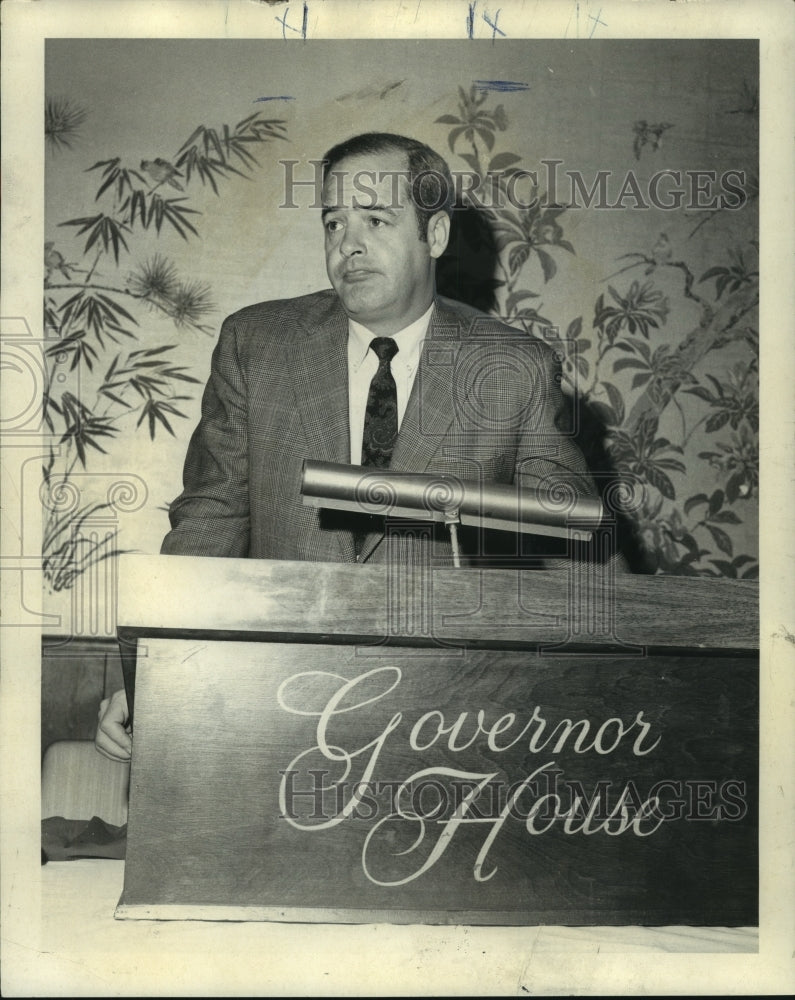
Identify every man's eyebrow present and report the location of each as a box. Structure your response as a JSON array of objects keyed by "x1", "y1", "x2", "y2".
[
  {"x1": 364, "y1": 203, "x2": 400, "y2": 216},
  {"x1": 320, "y1": 203, "x2": 401, "y2": 220}
]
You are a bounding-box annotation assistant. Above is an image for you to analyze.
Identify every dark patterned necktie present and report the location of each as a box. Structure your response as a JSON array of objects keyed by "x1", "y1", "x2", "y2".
[{"x1": 361, "y1": 337, "x2": 399, "y2": 468}]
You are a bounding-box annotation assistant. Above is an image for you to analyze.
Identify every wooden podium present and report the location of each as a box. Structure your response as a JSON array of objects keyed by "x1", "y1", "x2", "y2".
[{"x1": 115, "y1": 554, "x2": 758, "y2": 925}]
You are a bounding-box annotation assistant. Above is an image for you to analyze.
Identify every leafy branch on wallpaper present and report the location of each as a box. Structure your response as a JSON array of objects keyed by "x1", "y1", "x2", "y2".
[
  {"x1": 435, "y1": 85, "x2": 758, "y2": 577},
  {"x1": 435, "y1": 85, "x2": 574, "y2": 328},
  {"x1": 45, "y1": 97, "x2": 89, "y2": 153},
  {"x1": 578, "y1": 245, "x2": 757, "y2": 577},
  {"x1": 42, "y1": 104, "x2": 287, "y2": 591}
]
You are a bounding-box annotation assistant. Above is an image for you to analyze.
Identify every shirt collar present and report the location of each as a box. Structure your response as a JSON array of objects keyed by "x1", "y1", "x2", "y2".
[{"x1": 348, "y1": 302, "x2": 435, "y2": 374}]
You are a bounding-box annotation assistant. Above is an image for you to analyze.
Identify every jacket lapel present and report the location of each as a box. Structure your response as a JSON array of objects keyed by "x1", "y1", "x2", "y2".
[
  {"x1": 390, "y1": 301, "x2": 459, "y2": 474},
  {"x1": 287, "y1": 295, "x2": 355, "y2": 560},
  {"x1": 287, "y1": 295, "x2": 350, "y2": 464}
]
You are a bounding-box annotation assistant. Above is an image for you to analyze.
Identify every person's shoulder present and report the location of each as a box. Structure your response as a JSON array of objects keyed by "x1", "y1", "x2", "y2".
[
  {"x1": 434, "y1": 295, "x2": 555, "y2": 354},
  {"x1": 225, "y1": 288, "x2": 341, "y2": 332}
]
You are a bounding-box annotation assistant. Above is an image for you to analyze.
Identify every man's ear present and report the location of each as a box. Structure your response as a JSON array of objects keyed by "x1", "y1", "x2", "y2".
[{"x1": 427, "y1": 210, "x2": 451, "y2": 259}]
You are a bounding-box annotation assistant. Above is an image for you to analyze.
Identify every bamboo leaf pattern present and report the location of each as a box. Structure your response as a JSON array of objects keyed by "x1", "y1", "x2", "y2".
[{"x1": 43, "y1": 101, "x2": 290, "y2": 590}]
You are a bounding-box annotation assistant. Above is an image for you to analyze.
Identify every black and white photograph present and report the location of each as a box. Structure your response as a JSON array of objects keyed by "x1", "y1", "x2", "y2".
[{"x1": 2, "y1": 0, "x2": 793, "y2": 995}]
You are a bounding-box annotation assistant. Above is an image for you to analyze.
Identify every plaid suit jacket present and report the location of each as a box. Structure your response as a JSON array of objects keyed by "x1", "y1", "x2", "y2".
[{"x1": 160, "y1": 290, "x2": 595, "y2": 565}]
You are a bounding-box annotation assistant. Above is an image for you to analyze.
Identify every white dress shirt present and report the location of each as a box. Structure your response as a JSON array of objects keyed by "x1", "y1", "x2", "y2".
[{"x1": 347, "y1": 302, "x2": 434, "y2": 464}]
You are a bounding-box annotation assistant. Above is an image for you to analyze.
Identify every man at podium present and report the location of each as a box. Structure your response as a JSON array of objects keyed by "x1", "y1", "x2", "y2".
[{"x1": 95, "y1": 131, "x2": 597, "y2": 761}]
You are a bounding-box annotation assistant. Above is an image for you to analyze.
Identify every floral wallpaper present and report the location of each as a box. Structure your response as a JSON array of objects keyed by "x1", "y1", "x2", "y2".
[{"x1": 433, "y1": 81, "x2": 758, "y2": 578}]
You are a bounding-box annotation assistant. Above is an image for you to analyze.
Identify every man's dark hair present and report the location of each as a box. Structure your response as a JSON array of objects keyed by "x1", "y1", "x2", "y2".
[{"x1": 321, "y1": 132, "x2": 454, "y2": 242}]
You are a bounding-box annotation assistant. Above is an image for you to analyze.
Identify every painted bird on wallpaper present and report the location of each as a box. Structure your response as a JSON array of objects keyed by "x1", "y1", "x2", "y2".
[
  {"x1": 647, "y1": 231, "x2": 673, "y2": 273},
  {"x1": 632, "y1": 120, "x2": 674, "y2": 160},
  {"x1": 140, "y1": 158, "x2": 184, "y2": 190},
  {"x1": 44, "y1": 242, "x2": 84, "y2": 284}
]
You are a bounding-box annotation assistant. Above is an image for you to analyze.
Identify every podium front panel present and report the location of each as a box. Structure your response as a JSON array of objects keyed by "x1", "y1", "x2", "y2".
[{"x1": 117, "y1": 637, "x2": 757, "y2": 925}]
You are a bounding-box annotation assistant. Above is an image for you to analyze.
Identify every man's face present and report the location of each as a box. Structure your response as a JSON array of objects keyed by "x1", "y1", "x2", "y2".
[{"x1": 322, "y1": 151, "x2": 449, "y2": 335}]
